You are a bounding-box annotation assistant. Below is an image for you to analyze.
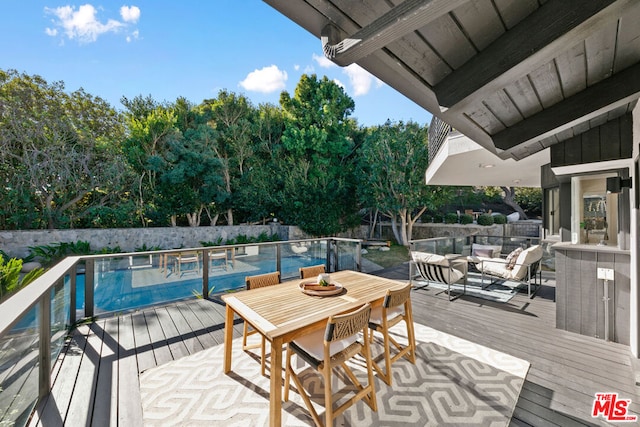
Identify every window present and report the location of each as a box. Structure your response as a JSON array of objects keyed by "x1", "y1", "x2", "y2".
[{"x1": 571, "y1": 173, "x2": 618, "y2": 246}]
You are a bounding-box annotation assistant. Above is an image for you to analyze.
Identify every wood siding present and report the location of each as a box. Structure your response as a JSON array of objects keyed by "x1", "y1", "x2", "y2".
[
  {"x1": 550, "y1": 114, "x2": 633, "y2": 167},
  {"x1": 555, "y1": 247, "x2": 630, "y2": 345}
]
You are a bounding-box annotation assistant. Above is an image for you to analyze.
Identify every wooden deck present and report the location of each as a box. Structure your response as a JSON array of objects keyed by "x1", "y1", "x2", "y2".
[{"x1": 28, "y1": 265, "x2": 639, "y2": 426}]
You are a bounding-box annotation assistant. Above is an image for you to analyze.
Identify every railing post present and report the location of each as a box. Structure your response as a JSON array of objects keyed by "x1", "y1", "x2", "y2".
[
  {"x1": 356, "y1": 241, "x2": 362, "y2": 272},
  {"x1": 202, "y1": 249, "x2": 209, "y2": 298},
  {"x1": 276, "y1": 243, "x2": 282, "y2": 274},
  {"x1": 69, "y1": 266, "x2": 76, "y2": 326},
  {"x1": 84, "y1": 259, "x2": 94, "y2": 318},
  {"x1": 326, "y1": 239, "x2": 332, "y2": 272},
  {"x1": 39, "y1": 291, "x2": 51, "y2": 399}
]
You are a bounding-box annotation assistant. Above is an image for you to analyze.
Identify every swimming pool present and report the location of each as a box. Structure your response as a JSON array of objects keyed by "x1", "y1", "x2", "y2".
[{"x1": 74, "y1": 255, "x2": 328, "y2": 316}]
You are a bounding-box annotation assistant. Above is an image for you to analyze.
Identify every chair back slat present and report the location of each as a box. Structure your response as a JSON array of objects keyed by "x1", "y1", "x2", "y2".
[
  {"x1": 299, "y1": 264, "x2": 326, "y2": 279},
  {"x1": 383, "y1": 283, "x2": 412, "y2": 308},
  {"x1": 325, "y1": 303, "x2": 371, "y2": 342},
  {"x1": 245, "y1": 272, "x2": 281, "y2": 290}
]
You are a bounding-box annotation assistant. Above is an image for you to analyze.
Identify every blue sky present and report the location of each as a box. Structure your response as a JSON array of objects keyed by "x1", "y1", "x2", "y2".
[{"x1": 0, "y1": 1, "x2": 432, "y2": 127}]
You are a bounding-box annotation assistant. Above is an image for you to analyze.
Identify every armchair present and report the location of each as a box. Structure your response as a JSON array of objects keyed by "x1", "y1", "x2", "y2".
[
  {"x1": 410, "y1": 251, "x2": 467, "y2": 301},
  {"x1": 471, "y1": 245, "x2": 543, "y2": 298}
]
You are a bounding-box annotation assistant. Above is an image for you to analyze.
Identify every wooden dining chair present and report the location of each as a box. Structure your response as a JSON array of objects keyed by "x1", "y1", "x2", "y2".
[
  {"x1": 299, "y1": 264, "x2": 326, "y2": 279},
  {"x1": 243, "y1": 271, "x2": 281, "y2": 376},
  {"x1": 284, "y1": 303, "x2": 377, "y2": 427},
  {"x1": 367, "y1": 282, "x2": 416, "y2": 386}
]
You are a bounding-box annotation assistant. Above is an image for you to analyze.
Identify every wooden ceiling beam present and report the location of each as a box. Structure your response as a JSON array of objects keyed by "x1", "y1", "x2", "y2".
[
  {"x1": 322, "y1": 0, "x2": 468, "y2": 67},
  {"x1": 493, "y1": 62, "x2": 640, "y2": 150},
  {"x1": 434, "y1": 0, "x2": 629, "y2": 111}
]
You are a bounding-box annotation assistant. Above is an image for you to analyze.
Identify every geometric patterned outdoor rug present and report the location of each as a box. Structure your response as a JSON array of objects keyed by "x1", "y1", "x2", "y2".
[{"x1": 140, "y1": 322, "x2": 530, "y2": 426}]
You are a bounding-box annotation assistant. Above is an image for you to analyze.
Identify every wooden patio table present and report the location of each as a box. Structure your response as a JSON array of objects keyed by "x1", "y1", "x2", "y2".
[{"x1": 221, "y1": 270, "x2": 405, "y2": 427}]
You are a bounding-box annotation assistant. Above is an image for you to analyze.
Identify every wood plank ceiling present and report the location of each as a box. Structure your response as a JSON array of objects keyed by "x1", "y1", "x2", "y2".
[{"x1": 264, "y1": 0, "x2": 640, "y2": 161}]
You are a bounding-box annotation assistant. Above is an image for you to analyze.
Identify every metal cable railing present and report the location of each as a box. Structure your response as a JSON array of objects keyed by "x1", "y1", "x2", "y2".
[{"x1": 428, "y1": 116, "x2": 453, "y2": 163}]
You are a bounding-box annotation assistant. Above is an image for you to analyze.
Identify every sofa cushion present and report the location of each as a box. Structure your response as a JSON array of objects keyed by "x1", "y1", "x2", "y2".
[
  {"x1": 479, "y1": 259, "x2": 512, "y2": 279},
  {"x1": 411, "y1": 251, "x2": 449, "y2": 266},
  {"x1": 510, "y1": 245, "x2": 543, "y2": 280}
]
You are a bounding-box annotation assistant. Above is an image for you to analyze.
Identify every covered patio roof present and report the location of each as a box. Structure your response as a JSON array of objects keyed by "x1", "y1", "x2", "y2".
[{"x1": 264, "y1": 0, "x2": 640, "y2": 164}]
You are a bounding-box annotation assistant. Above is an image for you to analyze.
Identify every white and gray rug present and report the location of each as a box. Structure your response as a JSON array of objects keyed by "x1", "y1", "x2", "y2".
[{"x1": 140, "y1": 322, "x2": 529, "y2": 426}]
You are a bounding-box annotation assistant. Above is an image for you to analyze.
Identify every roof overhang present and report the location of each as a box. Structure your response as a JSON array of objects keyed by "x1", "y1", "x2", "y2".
[
  {"x1": 264, "y1": 0, "x2": 640, "y2": 167},
  {"x1": 425, "y1": 132, "x2": 548, "y2": 187}
]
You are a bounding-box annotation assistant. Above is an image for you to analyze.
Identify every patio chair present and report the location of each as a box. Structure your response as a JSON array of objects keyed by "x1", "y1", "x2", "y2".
[
  {"x1": 208, "y1": 249, "x2": 229, "y2": 271},
  {"x1": 243, "y1": 271, "x2": 281, "y2": 376},
  {"x1": 299, "y1": 264, "x2": 326, "y2": 279},
  {"x1": 473, "y1": 245, "x2": 543, "y2": 298},
  {"x1": 284, "y1": 302, "x2": 377, "y2": 427},
  {"x1": 411, "y1": 251, "x2": 467, "y2": 301},
  {"x1": 367, "y1": 282, "x2": 416, "y2": 386},
  {"x1": 175, "y1": 251, "x2": 201, "y2": 277}
]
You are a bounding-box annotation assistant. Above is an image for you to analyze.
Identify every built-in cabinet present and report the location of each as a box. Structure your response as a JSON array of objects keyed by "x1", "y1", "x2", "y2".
[{"x1": 554, "y1": 244, "x2": 630, "y2": 345}]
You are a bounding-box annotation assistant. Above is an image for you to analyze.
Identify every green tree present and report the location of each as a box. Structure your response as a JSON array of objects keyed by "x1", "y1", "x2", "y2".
[
  {"x1": 122, "y1": 95, "x2": 180, "y2": 226},
  {"x1": 199, "y1": 91, "x2": 257, "y2": 225},
  {"x1": 357, "y1": 121, "x2": 455, "y2": 246},
  {"x1": 0, "y1": 69, "x2": 129, "y2": 229},
  {"x1": 276, "y1": 74, "x2": 359, "y2": 235},
  {"x1": 233, "y1": 103, "x2": 285, "y2": 223}
]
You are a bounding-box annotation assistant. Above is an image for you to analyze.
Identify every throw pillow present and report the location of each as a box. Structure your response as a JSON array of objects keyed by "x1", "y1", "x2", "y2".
[
  {"x1": 472, "y1": 247, "x2": 493, "y2": 258},
  {"x1": 505, "y1": 247, "x2": 523, "y2": 270}
]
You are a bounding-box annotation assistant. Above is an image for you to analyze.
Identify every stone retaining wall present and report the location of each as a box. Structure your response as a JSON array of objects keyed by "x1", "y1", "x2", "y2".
[{"x1": 0, "y1": 221, "x2": 540, "y2": 259}]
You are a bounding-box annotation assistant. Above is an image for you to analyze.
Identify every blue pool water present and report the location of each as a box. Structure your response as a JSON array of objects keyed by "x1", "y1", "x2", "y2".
[{"x1": 74, "y1": 256, "x2": 327, "y2": 315}]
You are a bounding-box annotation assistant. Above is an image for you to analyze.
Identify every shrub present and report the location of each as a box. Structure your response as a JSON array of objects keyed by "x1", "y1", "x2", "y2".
[
  {"x1": 0, "y1": 257, "x2": 45, "y2": 301},
  {"x1": 493, "y1": 214, "x2": 507, "y2": 224},
  {"x1": 459, "y1": 213, "x2": 474, "y2": 225},
  {"x1": 444, "y1": 212, "x2": 459, "y2": 224},
  {"x1": 29, "y1": 240, "x2": 92, "y2": 266},
  {"x1": 477, "y1": 213, "x2": 494, "y2": 226},
  {"x1": 200, "y1": 238, "x2": 224, "y2": 247}
]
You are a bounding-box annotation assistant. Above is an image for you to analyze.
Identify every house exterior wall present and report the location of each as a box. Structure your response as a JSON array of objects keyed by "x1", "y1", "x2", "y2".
[
  {"x1": 631, "y1": 104, "x2": 640, "y2": 357},
  {"x1": 548, "y1": 114, "x2": 636, "y2": 349}
]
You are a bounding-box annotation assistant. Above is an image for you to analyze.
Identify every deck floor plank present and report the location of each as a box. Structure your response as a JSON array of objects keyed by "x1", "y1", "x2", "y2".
[
  {"x1": 91, "y1": 317, "x2": 119, "y2": 426},
  {"x1": 164, "y1": 304, "x2": 205, "y2": 354},
  {"x1": 142, "y1": 309, "x2": 174, "y2": 367},
  {"x1": 64, "y1": 320, "x2": 105, "y2": 425},
  {"x1": 32, "y1": 267, "x2": 640, "y2": 426},
  {"x1": 130, "y1": 312, "x2": 155, "y2": 373},
  {"x1": 117, "y1": 314, "x2": 144, "y2": 426}
]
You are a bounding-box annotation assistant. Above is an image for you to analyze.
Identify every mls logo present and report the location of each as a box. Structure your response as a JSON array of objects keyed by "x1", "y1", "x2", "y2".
[{"x1": 592, "y1": 393, "x2": 638, "y2": 422}]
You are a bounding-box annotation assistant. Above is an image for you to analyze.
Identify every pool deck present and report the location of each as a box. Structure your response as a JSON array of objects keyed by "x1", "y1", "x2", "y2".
[{"x1": 27, "y1": 263, "x2": 640, "y2": 426}]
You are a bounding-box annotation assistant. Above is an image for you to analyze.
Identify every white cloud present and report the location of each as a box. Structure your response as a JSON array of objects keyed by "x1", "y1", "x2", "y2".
[
  {"x1": 239, "y1": 65, "x2": 288, "y2": 94},
  {"x1": 312, "y1": 53, "x2": 335, "y2": 69},
  {"x1": 333, "y1": 78, "x2": 345, "y2": 90},
  {"x1": 303, "y1": 65, "x2": 314, "y2": 74},
  {"x1": 120, "y1": 5, "x2": 140, "y2": 23},
  {"x1": 344, "y1": 64, "x2": 379, "y2": 96},
  {"x1": 126, "y1": 29, "x2": 139, "y2": 42},
  {"x1": 294, "y1": 64, "x2": 300, "y2": 71},
  {"x1": 44, "y1": 4, "x2": 141, "y2": 43}
]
